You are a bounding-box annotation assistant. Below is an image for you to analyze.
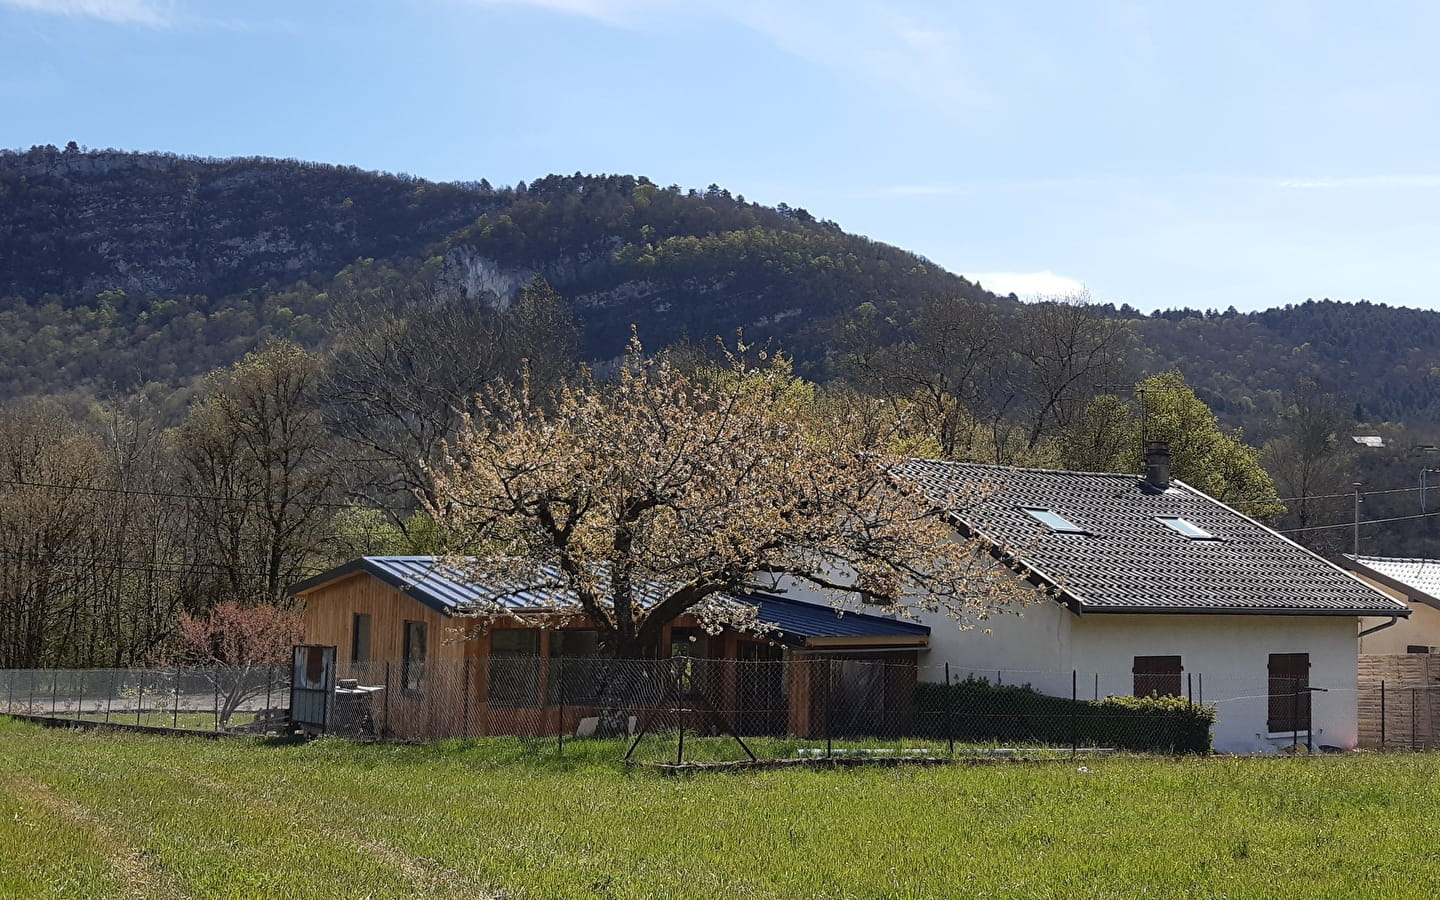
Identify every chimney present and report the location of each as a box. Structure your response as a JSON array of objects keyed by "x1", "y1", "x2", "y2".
[{"x1": 1144, "y1": 441, "x2": 1171, "y2": 489}]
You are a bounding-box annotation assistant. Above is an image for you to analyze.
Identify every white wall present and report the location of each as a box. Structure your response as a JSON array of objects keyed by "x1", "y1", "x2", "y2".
[
  {"x1": 1064, "y1": 614, "x2": 1360, "y2": 754},
  {"x1": 765, "y1": 576, "x2": 1362, "y2": 754},
  {"x1": 1351, "y1": 571, "x2": 1440, "y2": 653}
]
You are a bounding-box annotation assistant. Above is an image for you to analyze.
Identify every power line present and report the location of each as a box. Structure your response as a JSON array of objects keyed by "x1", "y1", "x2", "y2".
[
  {"x1": 0, "y1": 476, "x2": 415, "y2": 515},
  {"x1": 1278, "y1": 510, "x2": 1440, "y2": 535}
]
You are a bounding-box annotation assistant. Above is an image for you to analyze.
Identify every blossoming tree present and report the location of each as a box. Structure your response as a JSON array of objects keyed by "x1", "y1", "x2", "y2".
[{"x1": 428, "y1": 338, "x2": 1030, "y2": 658}]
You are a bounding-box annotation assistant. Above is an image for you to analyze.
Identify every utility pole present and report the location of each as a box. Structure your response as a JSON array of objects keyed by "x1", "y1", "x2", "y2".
[{"x1": 1353, "y1": 483, "x2": 1364, "y2": 557}]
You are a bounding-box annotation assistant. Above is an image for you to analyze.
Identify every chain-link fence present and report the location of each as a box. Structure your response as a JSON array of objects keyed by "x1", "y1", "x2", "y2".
[
  {"x1": 311, "y1": 657, "x2": 1217, "y2": 762},
  {"x1": 7, "y1": 658, "x2": 1402, "y2": 761},
  {"x1": 0, "y1": 666, "x2": 291, "y2": 734}
]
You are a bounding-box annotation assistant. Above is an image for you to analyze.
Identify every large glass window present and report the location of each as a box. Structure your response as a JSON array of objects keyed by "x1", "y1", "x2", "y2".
[
  {"x1": 352, "y1": 613, "x2": 372, "y2": 664},
  {"x1": 548, "y1": 630, "x2": 601, "y2": 705},
  {"x1": 489, "y1": 629, "x2": 541, "y2": 707},
  {"x1": 402, "y1": 621, "x2": 426, "y2": 695}
]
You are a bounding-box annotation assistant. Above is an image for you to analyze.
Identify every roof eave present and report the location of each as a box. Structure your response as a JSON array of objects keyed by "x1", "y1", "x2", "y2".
[{"x1": 1078, "y1": 605, "x2": 1411, "y2": 618}]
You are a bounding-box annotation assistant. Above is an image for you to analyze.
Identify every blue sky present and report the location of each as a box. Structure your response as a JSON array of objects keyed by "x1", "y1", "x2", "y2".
[{"x1": 4, "y1": 0, "x2": 1440, "y2": 313}]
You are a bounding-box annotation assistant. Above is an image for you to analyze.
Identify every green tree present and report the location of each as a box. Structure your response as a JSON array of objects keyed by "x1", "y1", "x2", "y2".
[{"x1": 1062, "y1": 372, "x2": 1286, "y2": 519}]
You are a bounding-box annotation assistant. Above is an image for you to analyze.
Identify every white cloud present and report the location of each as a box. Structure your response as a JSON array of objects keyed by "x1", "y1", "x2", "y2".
[
  {"x1": 463, "y1": 0, "x2": 989, "y2": 110},
  {"x1": 964, "y1": 270, "x2": 1086, "y2": 299},
  {"x1": 1277, "y1": 175, "x2": 1440, "y2": 190},
  {"x1": 0, "y1": 0, "x2": 172, "y2": 25}
]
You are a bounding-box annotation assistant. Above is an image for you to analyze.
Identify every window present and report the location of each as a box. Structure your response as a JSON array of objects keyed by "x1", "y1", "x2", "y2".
[
  {"x1": 1267, "y1": 653, "x2": 1310, "y2": 733},
  {"x1": 402, "y1": 621, "x2": 427, "y2": 696},
  {"x1": 1132, "y1": 656, "x2": 1182, "y2": 697},
  {"x1": 548, "y1": 630, "x2": 600, "y2": 705},
  {"x1": 351, "y1": 613, "x2": 372, "y2": 665},
  {"x1": 1020, "y1": 507, "x2": 1086, "y2": 534},
  {"x1": 489, "y1": 629, "x2": 541, "y2": 707},
  {"x1": 1156, "y1": 516, "x2": 1216, "y2": 540}
]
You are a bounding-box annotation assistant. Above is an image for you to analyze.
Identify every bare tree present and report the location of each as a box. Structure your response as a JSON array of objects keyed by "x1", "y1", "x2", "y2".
[
  {"x1": 322, "y1": 276, "x2": 579, "y2": 527},
  {"x1": 177, "y1": 341, "x2": 338, "y2": 607},
  {"x1": 1262, "y1": 378, "x2": 1352, "y2": 551},
  {"x1": 1011, "y1": 294, "x2": 1133, "y2": 449}
]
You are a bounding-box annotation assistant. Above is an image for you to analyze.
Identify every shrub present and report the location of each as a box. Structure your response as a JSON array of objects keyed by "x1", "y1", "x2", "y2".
[{"x1": 913, "y1": 678, "x2": 1214, "y2": 755}]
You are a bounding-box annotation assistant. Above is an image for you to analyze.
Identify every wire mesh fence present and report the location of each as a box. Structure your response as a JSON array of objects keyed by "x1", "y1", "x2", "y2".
[
  {"x1": 8, "y1": 658, "x2": 1429, "y2": 761},
  {"x1": 313, "y1": 657, "x2": 1218, "y2": 762},
  {"x1": 0, "y1": 665, "x2": 291, "y2": 734}
]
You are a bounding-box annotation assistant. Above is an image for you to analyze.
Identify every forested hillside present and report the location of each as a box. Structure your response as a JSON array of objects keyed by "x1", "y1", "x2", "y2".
[{"x1": 3, "y1": 144, "x2": 1440, "y2": 668}]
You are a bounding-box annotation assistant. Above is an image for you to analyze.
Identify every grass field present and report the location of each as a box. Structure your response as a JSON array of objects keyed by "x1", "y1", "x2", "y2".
[{"x1": 4, "y1": 717, "x2": 1440, "y2": 899}]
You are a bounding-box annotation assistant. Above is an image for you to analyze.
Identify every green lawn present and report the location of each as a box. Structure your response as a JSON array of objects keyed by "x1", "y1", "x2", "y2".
[{"x1": 4, "y1": 717, "x2": 1440, "y2": 899}]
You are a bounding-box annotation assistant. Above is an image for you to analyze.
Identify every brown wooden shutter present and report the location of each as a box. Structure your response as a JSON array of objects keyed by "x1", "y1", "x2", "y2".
[
  {"x1": 1267, "y1": 652, "x2": 1310, "y2": 733},
  {"x1": 1132, "y1": 655, "x2": 1182, "y2": 698}
]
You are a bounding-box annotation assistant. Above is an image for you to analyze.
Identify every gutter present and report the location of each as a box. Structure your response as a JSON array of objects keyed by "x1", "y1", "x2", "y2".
[{"x1": 1358, "y1": 616, "x2": 1400, "y2": 639}]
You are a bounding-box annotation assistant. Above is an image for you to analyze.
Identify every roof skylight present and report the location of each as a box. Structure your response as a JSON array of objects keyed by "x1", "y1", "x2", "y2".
[
  {"x1": 1156, "y1": 516, "x2": 1215, "y2": 540},
  {"x1": 1021, "y1": 507, "x2": 1087, "y2": 534}
]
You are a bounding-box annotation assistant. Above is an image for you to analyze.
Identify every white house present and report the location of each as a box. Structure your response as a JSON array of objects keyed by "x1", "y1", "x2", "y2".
[{"x1": 781, "y1": 444, "x2": 1409, "y2": 754}]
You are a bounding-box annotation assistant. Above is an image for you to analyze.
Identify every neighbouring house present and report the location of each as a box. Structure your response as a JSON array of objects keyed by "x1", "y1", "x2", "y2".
[
  {"x1": 288, "y1": 556, "x2": 929, "y2": 741},
  {"x1": 1341, "y1": 556, "x2": 1440, "y2": 654},
  {"x1": 1338, "y1": 555, "x2": 1440, "y2": 749},
  {"x1": 778, "y1": 443, "x2": 1410, "y2": 753}
]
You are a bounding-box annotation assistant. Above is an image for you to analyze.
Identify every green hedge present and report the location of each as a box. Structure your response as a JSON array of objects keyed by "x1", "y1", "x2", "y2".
[{"x1": 913, "y1": 678, "x2": 1214, "y2": 755}]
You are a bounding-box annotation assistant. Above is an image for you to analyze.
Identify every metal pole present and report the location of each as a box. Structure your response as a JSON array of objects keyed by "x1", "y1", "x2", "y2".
[
  {"x1": 214, "y1": 675, "x2": 221, "y2": 732},
  {"x1": 5, "y1": 669, "x2": 11, "y2": 713},
  {"x1": 824, "y1": 659, "x2": 833, "y2": 760},
  {"x1": 28, "y1": 670, "x2": 35, "y2": 715},
  {"x1": 50, "y1": 670, "x2": 58, "y2": 717},
  {"x1": 1198, "y1": 673, "x2": 1203, "y2": 708},
  {"x1": 1094, "y1": 672, "x2": 1099, "y2": 702},
  {"x1": 173, "y1": 666, "x2": 181, "y2": 729},
  {"x1": 1187, "y1": 672, "x2": 1193, "y2": 708},
  {"x1": 383, "y1": 661, "x2": 391, "y2": 739},
  {"x1": 265, "y1": 665, "x2": 273, "y2": 719},
  {"x1": 1381, "y1": 680, "x2": 1387, "y2": 748},
  {"x1": 105, "y1": 670, "x2": 114, "y2": 723},
  {"x1": 1071, "y1": 670, "x2": 1078, "y2": 759},
  {"x1": 136, "y1": 672, "x2": 144, "y2": 726},
  {"x1": 1354, "y1": 484, "x2": 1363, "y2": 556},
  {"x1": 945, "y1": 662, "x2": 954, "y2": 756},
  {"x1": 676, "y1": 704, "x2": 686, "y2": 766},
  {"x1": 1413, "y1": 688, "x2": 1418, "y2": 751},
  {"x1": 1296, "y1": 676, "x2": 1307, "y2": 748}
]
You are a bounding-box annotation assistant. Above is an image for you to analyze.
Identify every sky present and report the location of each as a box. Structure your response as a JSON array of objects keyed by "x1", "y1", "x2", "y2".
[{"x1": 4, "y1": 0, "x2": 1440, "y2": 313}]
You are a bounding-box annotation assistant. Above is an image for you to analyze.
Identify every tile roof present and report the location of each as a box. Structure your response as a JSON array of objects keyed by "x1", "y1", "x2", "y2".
[
  {"x1": 1345, "y1": 555, "x2": 1440, "y2": 610},
  {"x1": 890, "y1": 459, "x2": 1408, "y2": 617},
  {"x1": 288, "y1": 557, "x2": 929, "y2": 646}
]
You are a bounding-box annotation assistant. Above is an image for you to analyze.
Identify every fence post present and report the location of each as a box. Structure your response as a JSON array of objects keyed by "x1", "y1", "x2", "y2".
[
  {"x1": 1413, "y1": 688, "x2": 1418, "y2": 751},
  {"x1": 1071, "y1": 670, "x2": 1078, "y2": 759},
  {"x1": 945, "y1": 662, "x2": 954, "y2": 756},
  {"x1": 77, "y1": 669, "x2": 86, "y2": 720},
  {"x1": 676, "y1": 702, "x2": 686, "y2": 766},
  {"x1": 50, "y1": 670, "x2": 58, "y2": 717},
  {"x1": 105, "y1": 670, "x2": 114, "y2": 723},
  {"x1": 214, "y1": 675, "x2": 221, "y2": 732},
  {"x1": 265, "y1": 665, "x2": 273, "y2": 720},
  {"x1": 1296, "y1": 676, "x2": 1307, "y2": 748},
  {"x1": 5, "y1": 669, "x2": 11, "y2": 713},
  {"x1": 1187, "y1": 672, "x2": 1193, "y2": 709},
  {"x1": 173, "y1": 666, "x2": 182, "y2": 729},
  {"x1": 29, "y1": 670, "x2": 36, "y2": 715},
  {"x1": 1198, "y1": 673, "x2": 1203, "y2": 708},
  {"x1": 1094, "y1": 672, "x2": 1099, "y2": 702},
  {"x1": 383, "y1": 661, "x2": 391, "y2": 739},
  {"x1": 824, "y1": 659, "x2": 833, "y2": 760},
  {"x1": 1380, "y1": 680, "x2": 1386, "y2": 749},
  {"x1": 136, "y1": 671, "x2": 144, "y2": 726}
]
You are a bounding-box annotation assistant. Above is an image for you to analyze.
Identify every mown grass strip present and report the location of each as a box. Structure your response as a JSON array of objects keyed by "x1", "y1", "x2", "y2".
[{"x1": 6, "y1": 717, "x2": 1440, "y2": 899}]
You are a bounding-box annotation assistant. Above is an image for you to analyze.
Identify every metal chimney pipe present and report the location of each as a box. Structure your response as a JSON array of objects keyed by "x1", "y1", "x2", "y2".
[{"x1": 1144, "y1": 441, "x2": 1171, "y2": 489}]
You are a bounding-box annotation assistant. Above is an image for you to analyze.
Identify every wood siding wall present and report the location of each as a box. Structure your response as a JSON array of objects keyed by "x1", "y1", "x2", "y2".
[{"x1": 1357, "y1": 654, "x2": 1440, "y2": 750}]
